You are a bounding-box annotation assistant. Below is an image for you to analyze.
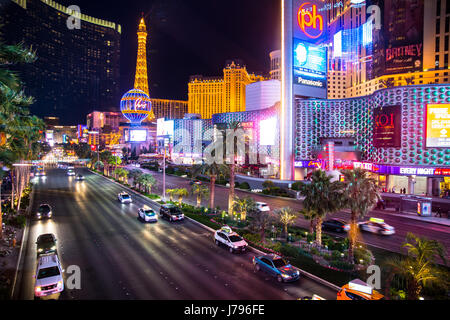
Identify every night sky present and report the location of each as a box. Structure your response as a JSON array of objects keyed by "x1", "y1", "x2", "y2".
[{"x1": 58, "y1": 0, "x2": 281, "y2": 102}]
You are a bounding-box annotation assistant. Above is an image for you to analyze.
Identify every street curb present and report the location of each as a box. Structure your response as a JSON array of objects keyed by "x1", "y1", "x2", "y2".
[
  {"x1": 94, "y1": 168, "x2": 340, "y2": 292},
  {"x1": 10, "y1": 184, "x2": 35, "y2": 300}
]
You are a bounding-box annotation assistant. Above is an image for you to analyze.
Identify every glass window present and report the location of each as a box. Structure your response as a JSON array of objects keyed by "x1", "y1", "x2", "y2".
[{"x1": 37, "y1": 267, "x2": 60, "y2": 279}]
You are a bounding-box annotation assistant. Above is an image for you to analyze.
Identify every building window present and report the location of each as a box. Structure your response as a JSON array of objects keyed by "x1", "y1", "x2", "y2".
[
  {"x1": 437, "y1": 37, "x2": 441, "y2": 52},
  {"x1": 437, "y1": 18, "x2": 441, "y2": 35},
  {"x1": 446, "y1": 16, "x2": 450, "y2": 33},
  {"x1": 438, "y1": 0, "x2": 442, "y2": 16},
  {"x1": 446, "y1": 36, "x2": 449, "y2": 51},
  {"x1": 447, "y1": 0, "x2": 450, "y2": 14}
]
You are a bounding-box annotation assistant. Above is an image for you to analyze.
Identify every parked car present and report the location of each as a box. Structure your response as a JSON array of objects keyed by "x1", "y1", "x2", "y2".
[
  {"x1": 214, "y1": 226, "x2": 248, "y2": 253},
  {"x1": 159, "y1": 204, "x2": 184, "y2": 222},
  {"x1": 34, "y1": 253, "x2": 64, "y2": 298},
  {"x1": 138, "y1": 206, "x2": 158, "y2": 223},
  {"x1": 118, "y1": 192, "x2": 132, "y2": 203},
  {"x1": 358, "y1": 218, "x2": 395, "y2": 235},
  {"x1": 189, "y1": 179, "x2": 202, "y2": 185},
  {"x1": 253, "y1": 254, "x2": 300, "y2": 283},
  {"x1": 255, "y1": 202, "x2": 270, "y2": 212},
  {"x1": 36, "y1": 204, "x2": 52, "y2": 220},
  {"x1": 321, "y1": 219, "x2": 350, "y2": 233},
  {"x1": 36, "y1": 234, "x2": 57, "y2": 256}
]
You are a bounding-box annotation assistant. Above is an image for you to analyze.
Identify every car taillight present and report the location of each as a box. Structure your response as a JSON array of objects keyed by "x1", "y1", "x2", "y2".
[
  {"x1": 252, "y1": 257, "x2": 255, "y2": 264},
  {"x1": 337, "y1": 290, "x2": 341, "y2": 297}
]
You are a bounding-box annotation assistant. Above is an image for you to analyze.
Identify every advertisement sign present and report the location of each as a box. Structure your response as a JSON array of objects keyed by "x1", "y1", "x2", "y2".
[
  {"x1": 156, "y1": 119, "x2": 174, "y2": 138},
  {"x1": 426, "y1": 104, "x2": 450, "y2": 147},
  {"x1": 259, "y1": 117, "x2": 277, "y2": 146},
  {"x1": 383, "y1": 0, "x2": 424, "y2": 75},
  {"x1": 373, "y1": 105, "x2": 401, "y2": 148},
  {"x1": 293, "y1": 39, "x2": 327, "y2": 88},
  {"x1": 293, "y1": 0, "x2": 327, "y2": 44},
  {"x1": 129, "y1": 129, "x2": 147, "y2": 142}
]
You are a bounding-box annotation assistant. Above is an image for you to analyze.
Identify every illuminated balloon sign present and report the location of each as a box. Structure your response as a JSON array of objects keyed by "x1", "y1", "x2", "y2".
[{"x1": 120, "y1": 88, "x2": 152, "y2": 123}]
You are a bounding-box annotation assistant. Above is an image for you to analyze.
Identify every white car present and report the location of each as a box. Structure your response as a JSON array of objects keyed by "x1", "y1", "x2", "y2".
[
  {"x1": 118, "y1": 192, "x2": 132, "y2": 203},
  {"x1": 358, "y1": 218, "x2": 395, "y2": 235},
  {"x1": 214, "y1": 226, "x2": 248, "y2": 253},
  {"x1": 67, "y1": 170, "x2": 75, "y2": 176},
  {"x1": 138, "y1": 207, "x2": 158, "y2": 222},
  {"x1": 34, "y1": 253, "x2": 64, "y2": 298},
  {"x1": 256, "y1": 202, "x2": 270, "y2": 212}
]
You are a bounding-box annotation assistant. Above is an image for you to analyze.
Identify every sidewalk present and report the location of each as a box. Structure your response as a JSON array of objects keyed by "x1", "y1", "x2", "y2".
[{"x1": 372, "y1": 208, "x2": 450, "y2": 227}]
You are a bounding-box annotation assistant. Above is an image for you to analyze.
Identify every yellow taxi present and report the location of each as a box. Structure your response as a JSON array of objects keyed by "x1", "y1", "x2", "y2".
[{"x1": 337, "y1": 279, "x2": 384, "y2": 300}]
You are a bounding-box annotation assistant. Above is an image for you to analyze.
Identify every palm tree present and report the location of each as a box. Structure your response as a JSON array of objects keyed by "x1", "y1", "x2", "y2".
[
  {"x1": 175, "y1": 188, "x2": 189, "y2": 205},
  {"x1": 128, "y1": 169, "x2": 142, "y2": 189},
  {"x1": 191, "y1": 184, "x2": 209, "y2": 207},
  {"x1": 300, "y1": 208, "x2": 317, "y2": 234},
  {"x1": 166, "y1": 189, "x2": 176, "y2": 202},
  {"x1": 385, "y1": 233, "x2": 449, "y2": 300},
  {"x1": 138, "y1": 173, "x2": 156, "y2": 194},
  {"x1": 226, "y1": 121, "x2": 241, "y2": 215},
  {"x1": 108, "y1": 155, "x2": 122, "y2": 178},
  {"x1": 192, "y1": 163, "x2": 229, "y2": 209},
  {"x1": 274, "y1": 207, "x2": 299, "y2": 241},
  {"x1": 231, "y1": 196, "x2": 257, "y2": 221},
  {"x1": 99, "y1": 150, "x2": 112, "y2": 175},
  {"x1": 119, "y1": 169, "x2": 129, "y2": 184},
  {"x1": 248, "y1": 209, "x2": 275, "y2": 244},
  {"x1": 298, "y1": 169, "x2": 345, "y2": 246},
  {"x1": 341, "y1": 168, "x2": 380, "y2": 263},
  {"x1": 94, "y1": 161, "x2": 104, "y2": 172}
]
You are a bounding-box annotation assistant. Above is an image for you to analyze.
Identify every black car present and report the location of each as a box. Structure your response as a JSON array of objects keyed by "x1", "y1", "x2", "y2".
[
  {"x1": 36, "y1": 204, "x2": 52, "y2": 219},
  {"x1": 36, "y1": 233, "x2": 57, "y2": 256},
  {"x1": 76, "y1": 174, "x2": 84, "y2": 181},
  {"x1": 159, "y1": 204, "x2": 184, "y2": 222},
  {"x1": 321, "y1": 219, "x2": 349, "y2": 233}
]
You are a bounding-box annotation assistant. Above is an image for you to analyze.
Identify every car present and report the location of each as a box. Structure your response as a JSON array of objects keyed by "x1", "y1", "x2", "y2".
[
  {"x1": 36, "y1": 234, "x2": 57, "y2": 256},
  {"x1": 337, "y1": 279, "x2": 384, "y2": 300},
  {"x1": 159, "y1": 204, "x2": 184, "y2": 222},
  {"x1": 34, "y1": 253, "x2": 64, "y2": 298},
  {"x1": 36, "y1": 204, "x2": 52, "y2": 219},
  {"x1": 75, "y1": 174, "x2": 84, "y2": 181},
  {"x1": 214, "y1": 226, "x2": 248, "y2": 253},
  {"x1": 358, "y1": 218, "x2": 395, "y2": 235},
  {"x1": 67, "y1": 170, "x2": 75, "y2": 176},
  {"x1": 67, "y1": 165, "x2": 74, "y2": 170},
  {"x1": 255, "y1": 202, "x2": 270, "y2": 212},
  {"x1": 36, "y1": 171, "x2": 46, "y2": 177},
  {"x1": 118, "y1": 192, "x2": 132, "y2": 203},
  {"x1": 138, "y1": 206, "x2": 158, "y2": 222},
  {"x1": 189, "y1": 179, "x2": 202, "y2": 185},
  {"x1": 322, "y1": 219, "x2": 350, "y2": 233},
  {"x1": 253, "y1": 254, "x2": 300, "y2": 283}
]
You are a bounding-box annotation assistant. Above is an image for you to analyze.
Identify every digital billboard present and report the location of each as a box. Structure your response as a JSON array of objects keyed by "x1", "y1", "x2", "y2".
[
  {"x1": 293, "y1": 39, "x2": 327, "y2": 88},
  {"x1": 293, "y1": 0, "x2": 327, "y2": 45},
  {"x1": 426, "y1": 104, "x2": 450, "y2": 147},
  {"x1": 156, "y1": 118, "x2": 174, "y2": 137},
  {"x1": 259, "y1": 117, "x2": 277, "y2": 146},
  {"x1": 129, "y1": 129, "x2": 147, "y2": 142},
  {"x1": 373, "y1": 105, "x2": 401, "y2": 148}
]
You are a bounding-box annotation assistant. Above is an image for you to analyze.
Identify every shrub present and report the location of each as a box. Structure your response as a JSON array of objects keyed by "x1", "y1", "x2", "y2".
[
  {"x1": 353, "y1": 247, "x2": 374, "y2": 265},
  {"x1": 329, "y1": 260, "x2": 354, "y2": 271},
  {"x1": 310, "y1": 247, "x2": 320, "y2": 255},
  {"x1": 7, "y1": 215, "x2": 26, "y2": 228},
  {"x1": 331, "y1": 250, "x2": 343, "y2": 260},
  {"x1": 266, "y1": 241, "x2": 282, "y2": 253},
  {"x1": 146, "y1": 194, "x2": 160, "y2": 200},
  {"x1": 242, "y1": 233, "x2": 261, "y2": 243},
  {"x1": 262, "y1": 180, "x2": 275, "y2": 189},
  {"x1": 166, "y1": 167, "x2": 175, "y2": 174},
  {"x1": 290, "y1": 181, "x2": 302, "y2": 191},
  {"x1": 280, "y1": 244, "x2": 299, "y2": 258},
  {"x1": 234, "y1": 182, "x2": 240, "y2": 188},
  {"x1": 239, "y1": 182, "x2": 250, "y2": 190},
  {"x1": 306, "y1": 233, "x2": 315, "y2": 243}
]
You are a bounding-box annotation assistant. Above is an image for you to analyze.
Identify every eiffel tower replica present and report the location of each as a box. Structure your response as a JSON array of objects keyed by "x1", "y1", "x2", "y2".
[{"x1": 134, "y1": 15, "x2": 155, "y2": 121}]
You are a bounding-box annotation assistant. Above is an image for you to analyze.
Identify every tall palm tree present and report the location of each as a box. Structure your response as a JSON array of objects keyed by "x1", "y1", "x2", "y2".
[
  {"x1": 166, "y1": 189, "x2": 176, "y2": 202},
  {"x1": 248, "y1": 209, "x2": 275, "y2": 244},
  {"x1": 300, "y1": 208, "x2": 317, "y2": 234},
  {"x1": 226, "y1": 121, "x2": 241, "y2": 215},
  {"x1": 175, "y1": 188, "x2": 189, "y2": 205},
  {"x1": 385, "y1": 233, "x2": 449, "y2": 300},
  {"x1": 298, "y1": 169, "x2": 345, "y2": 246},
  {"x1": 192, "y1": 163, "x2": 228, "y2": 209},
  {"x1": 274, "y1": 207, "x2": 299, "y2": 241},
  {"x1": 231, "y1": 196, "x2": 257, "y2": 220},
  {"x1": 138, "y1": 173, "x2": 156, "y2": 194},
  {"x1": 341, "y1": 168, "x2": 380, "y2": 263},
  {"x1": 128, "y1": 169, "x2": 142, "y2": 189},
  {"x1": 191, "y1": 184, "x2": 209, "y2": 207}
]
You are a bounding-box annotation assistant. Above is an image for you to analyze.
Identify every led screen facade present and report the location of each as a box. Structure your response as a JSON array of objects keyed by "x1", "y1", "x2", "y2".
[{"x1": 293, "y1": 39, "x2": 327, "y2": 89}]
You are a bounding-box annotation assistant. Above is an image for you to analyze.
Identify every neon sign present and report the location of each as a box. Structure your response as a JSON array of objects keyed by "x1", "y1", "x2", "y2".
[{"x1": 297, "y1": 3, "x2": 324, "y2": 39}]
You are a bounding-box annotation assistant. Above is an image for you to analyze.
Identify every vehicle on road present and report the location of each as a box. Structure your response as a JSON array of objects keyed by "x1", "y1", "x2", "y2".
[
  {"x1": 358, "y1": 218, "x2": 395, "y2": 235},
  {"x1": 67, "y1": 170, "x2": 75, "y2": 176},
  {"x1": 34, "y1": 253, "x2": 64, "y2": 298},
  {"x1": 337, "y1": 279, "x2": 384, "y2": 300},
  {"x1": 255, "y1": 202, "x2": 270, "y2": 212},
  {"x1": 36, "y1": 204, "x2": 52, "y2": 219},
  {"x1": 118, "y1": 192, "x2": 132, "y2": 203},
  {"x1": 253, "y1": 254, "x2": 300, "y2": 283},
  {"x1": 138, "y1": 206, "x2": 158, "y2": 222},
  {"x1": 76, "y1": 174, "x2": 85, "y2": 181},
  {"x1": 159, "y1": 204, "x2": 184, "y2": 222},
  {"x1": 214, "y1": 226, "x2": 248, "y2": 253},
  {"x1": 36, "y1": 234, "x2": 57, "y2": 256},
  {"x1": 189, "y1": 179, "x2": 202, "y2": 185},
  {"x1": 36, "y1": 170, "x2": 46, "y2": 177},
  {"x1": 321, "y1": 219, "x2": 350, "y2": 233}
]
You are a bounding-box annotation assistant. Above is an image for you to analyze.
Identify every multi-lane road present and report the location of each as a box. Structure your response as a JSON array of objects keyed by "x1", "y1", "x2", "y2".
[
  {"x1": 138, "y1": 167, "x2": 450, "y2": 259},
  {"x1": 15, "y1": 168, "x2": 337, "y2": 300}
]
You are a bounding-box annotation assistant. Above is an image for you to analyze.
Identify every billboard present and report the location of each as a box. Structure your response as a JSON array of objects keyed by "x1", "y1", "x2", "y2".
[
  {"x1": 156, "y1": 118, "x2": 174, "y2": 137},
  {"x1": 129, "y1": 129, "x2": 147, "y2": 142},
  {"x1": 293, "y1": 39, "x2": 327, "y2": 88},
  {"x1": 383, "y1": 0, "x2": 424, "y2": 75},
  {"x1": 259, "y1": 117, "x2": 277, "y2": 146},
  {"x1": 426, "y1": 104, "x2": 450, "y2": 147},
  {"x1": 373, "y1": 105, "x2": 401, "y2": 148}
]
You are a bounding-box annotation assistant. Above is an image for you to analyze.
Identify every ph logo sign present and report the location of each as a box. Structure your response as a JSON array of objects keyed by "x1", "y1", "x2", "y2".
[{"x1": 297, "y1": 2, "x2": 324, "y2": 39}]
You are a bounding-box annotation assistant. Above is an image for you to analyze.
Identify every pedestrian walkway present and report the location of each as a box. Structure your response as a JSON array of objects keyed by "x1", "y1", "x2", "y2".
[{"x1": 373, "y1": 208, "x2": 450, "y2": 227}]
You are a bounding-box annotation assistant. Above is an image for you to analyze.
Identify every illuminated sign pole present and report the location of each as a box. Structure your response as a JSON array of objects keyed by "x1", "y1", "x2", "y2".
[{"x1": 280, "y1": 0, "x2": 294, "y2": 180}]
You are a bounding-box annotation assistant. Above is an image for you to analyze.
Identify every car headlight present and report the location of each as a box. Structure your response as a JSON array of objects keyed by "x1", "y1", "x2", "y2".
[
  {"x1": 51, "y1": 246, "x2": 56, "y2": 250},
  {"x1": 57, "y1": 281, "x2": 63, "y2": 288},
  {"x1": 38, "y1": 248, "x2": 43, "y2": 252},
  {"x1": 281, "y1": 273, "x2": 290, "y2": 278},
  {"x1": 35, "y1": 286, "x2": 41, "y2": 293}
]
